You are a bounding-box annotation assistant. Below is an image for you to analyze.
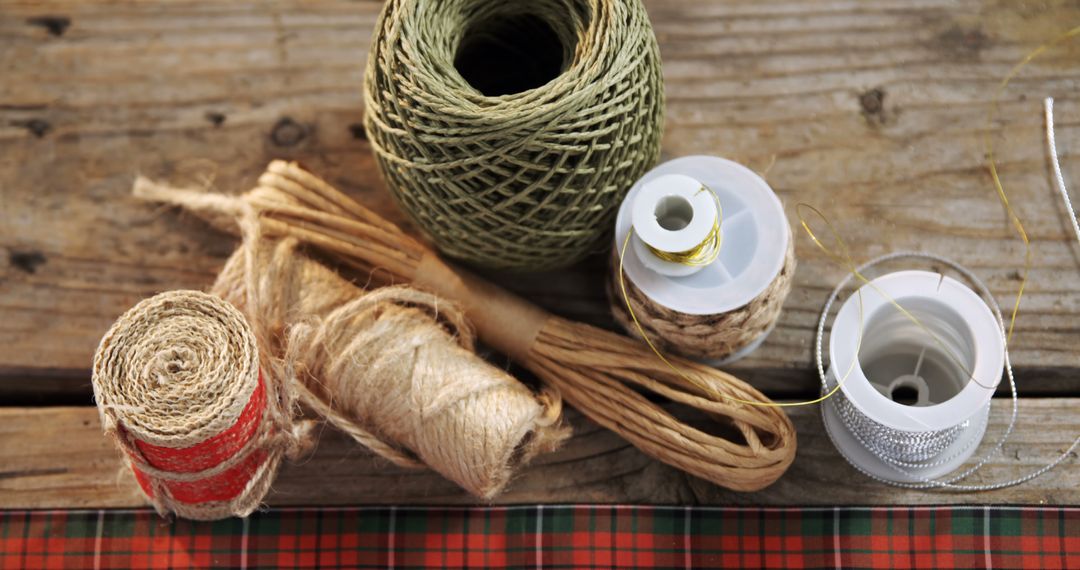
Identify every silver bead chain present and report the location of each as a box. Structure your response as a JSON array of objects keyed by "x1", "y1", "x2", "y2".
[{"x1": 815, "y1": 251, "x2": 1078, "y2": 491}]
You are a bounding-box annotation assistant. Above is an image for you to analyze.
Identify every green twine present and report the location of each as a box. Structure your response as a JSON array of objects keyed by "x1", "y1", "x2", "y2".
[{"x1": 364, "y1": 0, "x2": 665, "y2": 270}]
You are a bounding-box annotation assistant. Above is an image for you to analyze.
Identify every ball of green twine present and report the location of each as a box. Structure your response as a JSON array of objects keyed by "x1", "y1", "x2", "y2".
[{"x1": 364, "y1": 0, "x2": 664, "y2": 270}]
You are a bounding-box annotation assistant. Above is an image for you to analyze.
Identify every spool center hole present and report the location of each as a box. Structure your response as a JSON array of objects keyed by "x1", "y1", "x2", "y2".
[
  {"x1": 655, "y1": 195, "x2": 694, "y2": 231},
  {"x1": 455, "y1": 13, "x2": 572, "y2": 96},
  {"x1": 888, "y1": 375, "x2": 927, "y2": 406},
  {"x1": 890, "y1": 385, "x2": 920, "y2": 405}
]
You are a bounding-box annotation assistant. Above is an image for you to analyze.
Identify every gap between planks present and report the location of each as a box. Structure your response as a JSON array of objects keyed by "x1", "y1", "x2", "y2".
[{"x1": 0, "y1": 400, "x2": 1075, "y2": 509}]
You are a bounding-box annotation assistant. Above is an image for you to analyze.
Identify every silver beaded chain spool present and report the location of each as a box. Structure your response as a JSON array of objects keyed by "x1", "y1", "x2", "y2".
[{"x1": 817, "y1": 252, "x2": 1079, "y2": 490}]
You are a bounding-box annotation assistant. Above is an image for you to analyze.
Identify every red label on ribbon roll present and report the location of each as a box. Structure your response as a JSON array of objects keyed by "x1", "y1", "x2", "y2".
[
  {"x1": 126, "y1": 372, "x2": 270, "y2": 506},
  {"x1": 133, "y1": 450, "x2": 268, "y2": 504},
  {"x1": 134, "y1": 373, "x2": 267, "y2": 473}
]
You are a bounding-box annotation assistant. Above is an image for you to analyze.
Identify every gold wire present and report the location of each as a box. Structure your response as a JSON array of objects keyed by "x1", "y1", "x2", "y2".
[
  {"x1": 988, "y1": 24, "x2": 1080, "y2": 343},
  {"x1": 797, "y1": 24, "x2": 1080, "y2": 391},
  {"x1": 643, "y1": 184, "x2": 723, "y2": 266},
  {"x1": 617, "y1": 24, "x2": 1080, "y2": 407}
]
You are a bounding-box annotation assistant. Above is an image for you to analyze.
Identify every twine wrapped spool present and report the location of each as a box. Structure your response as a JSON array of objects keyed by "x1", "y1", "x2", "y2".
[
  {"x1": 610, "y1": 156, "x2": 796, "y2": 363},
  {"x1": 92, "y1": 291, "x2": 288, "y2": 520},
  {"x1": 364, "y1": 0, "x2": 665, "y2": 270},
  {"x1": 212, "y1": 237, "x2": 567, "y2": 499}
]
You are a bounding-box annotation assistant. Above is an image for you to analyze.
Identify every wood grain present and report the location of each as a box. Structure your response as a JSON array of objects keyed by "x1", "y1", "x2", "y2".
[
  {"x1": 3, "y1": 0, "x2": 1080, "y2": 398},
  {"x1": 0, "y1": 400, "x2": 1075, "y2": 508}
]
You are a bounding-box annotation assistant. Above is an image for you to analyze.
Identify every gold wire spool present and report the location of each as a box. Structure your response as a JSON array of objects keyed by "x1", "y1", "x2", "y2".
[{"x1": 642, "y1": 184, "x2": 724, "y2": 267}]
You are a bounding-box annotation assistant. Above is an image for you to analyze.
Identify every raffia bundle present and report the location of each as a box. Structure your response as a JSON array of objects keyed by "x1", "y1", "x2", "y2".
[
  {"x1": 364, "y1": 0, "x2": 664, "y2": 270},
  {"x1": 134, "y1": 161, "x2": 797, "y2": 492},
  {"x1": 92, "y1": 290, "x2": 297, "y2": 520}
]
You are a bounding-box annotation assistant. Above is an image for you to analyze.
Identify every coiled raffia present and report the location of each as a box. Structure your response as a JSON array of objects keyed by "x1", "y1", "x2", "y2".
[{"x1": 364, "y1": 0, "x2": 664, "y2": 270}]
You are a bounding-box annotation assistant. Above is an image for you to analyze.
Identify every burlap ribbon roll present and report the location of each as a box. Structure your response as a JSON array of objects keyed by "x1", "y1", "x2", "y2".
[{"x1": 92, "y1": 290, "x2": 292, "y2": 520}]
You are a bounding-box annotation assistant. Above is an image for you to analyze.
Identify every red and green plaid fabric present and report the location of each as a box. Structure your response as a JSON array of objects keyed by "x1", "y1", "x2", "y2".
[{"x1": 1, "y1": 506, "x2": 1076, "y2": 569}]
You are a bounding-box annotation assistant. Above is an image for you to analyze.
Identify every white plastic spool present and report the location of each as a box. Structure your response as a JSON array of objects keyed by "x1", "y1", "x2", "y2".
[
  {"x1": 821, "y1": 270, "x2": 1005, "y2": 482},
  {"x1": 614, "y1": 155, "x2": 790, "y2": 363}
]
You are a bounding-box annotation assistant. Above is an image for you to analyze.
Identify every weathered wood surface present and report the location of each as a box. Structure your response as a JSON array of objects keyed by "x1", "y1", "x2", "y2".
[
  {"x1": 0, "y1": 0, "x2": 1078, "y2": 507},
  {"x1": 2, "y1": 0, "x2": 1080, "y2": 394},
  {"x1": 1, "y1": 401, "x2": 1076, "y2": 508}
]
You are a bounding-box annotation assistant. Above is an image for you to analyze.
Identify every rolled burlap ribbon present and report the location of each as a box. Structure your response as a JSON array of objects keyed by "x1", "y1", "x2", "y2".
[
  {"x1": 92, "y1": 290, "x2": 293, "y2": 520},
  {"x1": 212, "y1": 237, "x2": 568, "y2": 499}
]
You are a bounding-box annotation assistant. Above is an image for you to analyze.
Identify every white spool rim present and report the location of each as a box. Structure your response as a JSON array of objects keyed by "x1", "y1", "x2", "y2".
[
  {"x1": 631, "y1": 174, "x2": 718, "y2": 253},
  {"x1": 614, "y1": 155, "x2": 790, "y2": 315},
  {"x1": 829, "y1": 270, "x2": 1004, "y2": 433}
]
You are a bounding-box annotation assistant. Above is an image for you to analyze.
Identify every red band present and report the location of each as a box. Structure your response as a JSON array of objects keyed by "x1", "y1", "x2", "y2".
[
  {"x1": 133, "y1": 450, "x2": 268, "y2": 504},
  {"x1": 126, "y1": 372, "x2": 270, "y2": 506},
  {"x1": 134, "y1": 373, "x2": 267, "y2": 473}
]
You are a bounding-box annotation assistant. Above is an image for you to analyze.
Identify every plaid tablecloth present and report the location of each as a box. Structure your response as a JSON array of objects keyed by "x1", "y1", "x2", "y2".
[{"x1": 1, "y1": 506, "x2": 1075, "y2": 569}]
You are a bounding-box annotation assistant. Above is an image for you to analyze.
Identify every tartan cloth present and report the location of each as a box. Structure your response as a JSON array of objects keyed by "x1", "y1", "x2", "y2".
[{"x1": 1, "y1": 506, "x2": 1076, "y2": 569}]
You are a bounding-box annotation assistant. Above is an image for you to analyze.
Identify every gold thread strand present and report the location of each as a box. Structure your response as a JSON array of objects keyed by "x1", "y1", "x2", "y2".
[
  {"x1": 795, "y1": 204, "x2": 997, "y2": 391},
  {"x1": 987, "y1": 24, "x2": 1080, "y2": 343}
]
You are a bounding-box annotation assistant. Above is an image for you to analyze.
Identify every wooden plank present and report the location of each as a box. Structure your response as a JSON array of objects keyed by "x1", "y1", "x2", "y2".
[
  {"x1": 1, "y1": 400, "x2": 1076, "y2": 508},
  {"x1": 2, "y1": 0, "x2": 1080, "y2": 398}
]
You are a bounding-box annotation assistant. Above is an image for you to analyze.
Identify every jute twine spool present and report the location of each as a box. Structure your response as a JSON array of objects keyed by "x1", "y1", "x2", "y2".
[
  {"x1": 607, "y1": 157, "x2": 797, "y2": 362},
  {"x1": 212, "y1": 236, "x2": 568, "y2": 499},
  {"x1": 134, "y1": 161, "x2": 797, "y2": 492},
  {"x1": 92, "y1": 290, "x2": 296, "y2": 520},
  {"x1": 363, "y1": 0, "x2": 665, "y2": 270},
  {"x1": 609, "y1": 239, "x2": 796, "y2": 361}
]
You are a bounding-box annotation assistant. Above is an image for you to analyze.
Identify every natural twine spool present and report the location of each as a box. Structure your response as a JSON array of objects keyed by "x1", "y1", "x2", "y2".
[
  {"x1": 364, "y1": 0, "x2": 664, "y2": 270},
  {"x1": 134, "y1": 160, "x2": 797, "y2": 492},
  {"x1": 92, "y1": 290, "x2": 296, "y2": 520},
  {"x1": 212, "y1": 237, "x2": 568, "y2": 499},
  {"x1": 608, "y1": 236, "x2": 797, "y2": 361}
]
